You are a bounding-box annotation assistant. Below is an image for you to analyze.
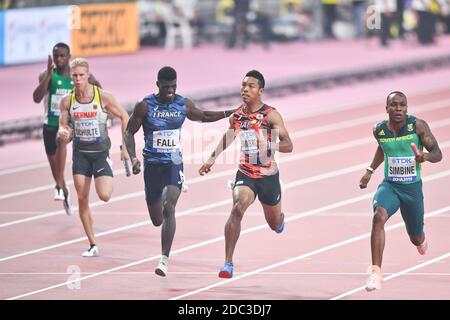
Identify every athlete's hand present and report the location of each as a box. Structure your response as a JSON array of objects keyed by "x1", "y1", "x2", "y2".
[
  {"x1": 359, "y1": 172, "x2": 372, "y2": 189},
  {"x1": 414, "y1": 150, "x2": 426, "y2": 163},
  {"x1": 120, "y1": 146, "x2": 130, "y2": 161},
  {"x1": 46, "y1": 55, "x2": 53, "y2": 77},
  {"x1": 57, "y1": 126, "x2": 72, "y2": 143},
  {"x1": 131, "y1": 157, "x2": 141, "y2": 175},
  {"x1": 411, "y1": 142, "x2": 425, "y2": 163},
  {"x1": 199, "y1": 158, "x2": 215, "y2": 176}
]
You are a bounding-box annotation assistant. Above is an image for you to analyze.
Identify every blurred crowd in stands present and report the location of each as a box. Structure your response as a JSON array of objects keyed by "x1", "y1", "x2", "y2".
[
  {"x1": 138, "y1": 0, "x2": 450, "y2": 49},
  {"x1": 1, "y1": 0, "x2": 449, "y2": 49}
]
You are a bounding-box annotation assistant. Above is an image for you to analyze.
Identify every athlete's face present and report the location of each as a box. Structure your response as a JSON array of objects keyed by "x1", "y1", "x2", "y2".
[
  {"x1": 52, "y1": 47, "x2": 70, "y2": 69},
  {"x1": 157, "y1": 79, "x2": 177, "y2": 103},
  {"x1": 241, "y1": 77, "x2": 263, "y2": 104},
  {"x1": 71, "y1": 66, "x2": 90, "y2": 88},
  {"x1": 386, "y1": 93, "x2": 408, "y2": 124}
]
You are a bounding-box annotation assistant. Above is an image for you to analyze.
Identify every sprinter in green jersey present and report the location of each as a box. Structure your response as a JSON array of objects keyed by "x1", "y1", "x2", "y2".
[
  {"x1": 33, "y1": 43, "x2": 100, "y2": 215},
  {"x1": 359, "y1": 91, "x2": 442, "y2": 292}
]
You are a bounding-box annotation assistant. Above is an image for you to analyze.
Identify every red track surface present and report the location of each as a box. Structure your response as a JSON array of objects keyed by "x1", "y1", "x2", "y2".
[
  {"x1": 0, "y1": 68, "x2": 449, "y2": 300},
  {"x1": 0, "y1": 39, "x2": 450, "y2": 299}
]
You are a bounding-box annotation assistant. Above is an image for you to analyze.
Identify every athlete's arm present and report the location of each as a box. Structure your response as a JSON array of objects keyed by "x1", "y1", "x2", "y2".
[
  {"x1": 33, "y1": 55, "x2": 53, "y2": 103},
  {"x1": 359, "y1": 130, "x2": 384, "y2": 189},
  {"x1": 416, "y1": 118, "x2": 442, "y2": 163},
  {"x1": 101, "y1": 91, "x2": 130, "y2": 161},
  {"x1": 267, "y1": 110, "x2": 293, "y2": 153},
  {"x1": 199, "y1": 116, "x2": 236, "y2": 176},
  {"x1": 124, "y1": 100, "x2": 148, "y2": 174},
  {"x1": 57, "y1": 94, "x2": 72, "y2": 143},
  {"x1": 185, "y1": 98, "x2": 234, "y2": 122}
]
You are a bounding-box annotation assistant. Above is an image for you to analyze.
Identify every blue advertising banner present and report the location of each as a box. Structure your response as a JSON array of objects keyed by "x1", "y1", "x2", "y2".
[
  {"x1": 3, "y1": 6, "x2": 70, "y2": 65},
  {"x1": 0, "y1": 10, "x2": 5, "y2": 65}
]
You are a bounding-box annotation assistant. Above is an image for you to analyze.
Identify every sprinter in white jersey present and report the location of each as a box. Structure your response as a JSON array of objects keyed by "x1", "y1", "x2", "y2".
[{"x1": 58, "y1": 57, "x2": 130, "y2": 257}]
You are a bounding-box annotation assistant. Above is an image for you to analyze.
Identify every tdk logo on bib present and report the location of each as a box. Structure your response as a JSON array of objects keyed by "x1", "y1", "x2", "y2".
[{"x1": 391, "y1": 158, "x2": 413, "y2": 164}]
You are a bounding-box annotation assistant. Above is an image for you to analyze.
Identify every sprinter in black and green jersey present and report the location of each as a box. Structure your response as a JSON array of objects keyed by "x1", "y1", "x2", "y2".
[
  {"x1": 33, "y1": 43, "x2": 100, "y2": 215},
  {"x1": 360, "y1": 91, "x2": 442, "y2": 292}
]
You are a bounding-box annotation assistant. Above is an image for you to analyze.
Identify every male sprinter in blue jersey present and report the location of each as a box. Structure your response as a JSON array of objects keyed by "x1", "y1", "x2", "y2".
[{"x1": 124, "y1": 66, "x2": 235, "y2": 276}]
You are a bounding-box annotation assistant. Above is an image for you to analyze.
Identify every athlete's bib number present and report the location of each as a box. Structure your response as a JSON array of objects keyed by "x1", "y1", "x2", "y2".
[
  {"x1": 240, "y1": 130, "x2": 258, "y2": 154},
  {"x1": 152, "y1": 129, "x2": 180, "y2": 153},
  {"x1": 387, "y1": 156, "x2": 417, "y2": 182},
  {"x1": 74, "y1": 120, "x2": 101, "y2": 142},
  {"x1": 50, "y1": 94, "x2": 64, "y2": 116}
]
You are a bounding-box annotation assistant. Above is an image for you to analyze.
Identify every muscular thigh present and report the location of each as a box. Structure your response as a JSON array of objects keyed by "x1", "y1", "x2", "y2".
[
  {"x1": 43, "y1": 124, "x2": 58, "y2": 156},
  {"x1": 256, "y1": 171, "x2": 281, "y2": 206},
  {"x1": 373, "y1": 181, "x2": 401, "y2": 217},
  {"x1": 398, "y1": 181, "x2": 424, "y2": 236},
  {"x1": 73, "y1": 174, "x2": 92, "y2": 198},
  {"x1": 144, "y1": 163, "x2": 183, "y2": 206}
]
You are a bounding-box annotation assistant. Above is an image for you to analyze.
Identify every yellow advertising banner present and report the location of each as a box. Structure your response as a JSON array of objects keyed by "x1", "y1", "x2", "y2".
[{"x1": 71, "y1": 2, "x2": 139, "y2": 56}]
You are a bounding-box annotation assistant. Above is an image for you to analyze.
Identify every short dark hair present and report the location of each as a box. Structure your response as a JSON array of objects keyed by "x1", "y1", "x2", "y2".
[
  {"x1": 158, "y1": 66, "x2": 177, "y2": 82},
  {"x1": 386, "y1": 91, "x2": 406, "y2": 104},
  {"x1": 245, "y1": 70, "x2": 265, "y2": 88},
  {"x1": 53, "y1": 42, "x2": 70, "y2": 54}
]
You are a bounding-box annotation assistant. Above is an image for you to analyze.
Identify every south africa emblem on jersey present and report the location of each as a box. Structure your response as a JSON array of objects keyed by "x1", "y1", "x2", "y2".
[{"x1": 407, "y1": 123, "x2": 413, "y2": 132}]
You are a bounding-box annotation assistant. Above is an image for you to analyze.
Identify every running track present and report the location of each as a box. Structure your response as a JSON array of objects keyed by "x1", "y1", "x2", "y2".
[{"x1": 0, "y1": 71, "x2": 449, "y2": 300}]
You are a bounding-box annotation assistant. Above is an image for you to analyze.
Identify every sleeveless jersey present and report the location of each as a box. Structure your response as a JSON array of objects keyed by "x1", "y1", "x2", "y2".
[
  {"x1": 374, "y1": 115, "x2": 422, "y2": 184},
  {"x1": 232, "y1": 104, "x2": 277, "y2": 178},
  {"x1": 142, "y1": 94, "x2": 187, "y2": 164},
  {"x1": 44, "y1": 69, "x2": 73, "y2": 127},
  {"x1": 69, "y1": 85, "x2": 110, "y2": 152}
]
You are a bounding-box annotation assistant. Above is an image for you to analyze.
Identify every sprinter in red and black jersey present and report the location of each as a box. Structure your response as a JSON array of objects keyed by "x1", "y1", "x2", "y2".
[{"x1": 199, "y1": 70, "x2": 293, "y2": 278}]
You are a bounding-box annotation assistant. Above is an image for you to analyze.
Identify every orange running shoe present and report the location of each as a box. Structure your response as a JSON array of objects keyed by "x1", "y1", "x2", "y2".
[{"x1": 417, "y1": 239, "x2": 428, "y2": 255}]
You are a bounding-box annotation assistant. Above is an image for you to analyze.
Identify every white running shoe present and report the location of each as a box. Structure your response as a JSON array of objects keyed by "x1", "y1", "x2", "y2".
[
  {"x1": 63, "y1": 189, "x2": 74, "y2": 216},
  {"x1": 54, "y1": 186, "x2": 64, "y2": 201},
  {"x1": 155, "y1": 255, "x2": 169, "y2": 277},
  {"x1": 365, "y1": 272, "x2": 383, "y2": 292},
  {"x1": 82, "y1": 245, "x2": 99, "y2": 257}
]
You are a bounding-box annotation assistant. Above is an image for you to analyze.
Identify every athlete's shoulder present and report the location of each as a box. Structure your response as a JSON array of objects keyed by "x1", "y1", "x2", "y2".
[
  {"x1": 263, "y1": 104, "x2": 276, "y2": 112},
  {"x1": 407, "y1": 114, "x2": 417, "y2": 123},
  {"x1": 144, "y1": 94, "x2": 157, "y2": 105},
  {"x1": 232, "y1": 105, "x2": 246, "y2": 115},
  {"x1": 373, "y1": 120, "x2": 387, "y2": 135},
  {"x1": 175, "y1": 94, "x2": 185, "y2": 101}
]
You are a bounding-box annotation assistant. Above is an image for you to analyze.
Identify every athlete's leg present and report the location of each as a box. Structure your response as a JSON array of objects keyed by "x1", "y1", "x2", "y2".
[
  {"x1": 160, "y1": 185, "x2": 181, "y2": 257},
  {"x1": 55, "y1": 138, "x2": 68, "y2": 194},
  {"x1": 370, "y1": 206, "x2": 390, "y2": 267},
  {"x1": 43, "y1": 125, "x2": 59, "y2": 185},
  {"x1": 399, "y1": 182, "x2": 426, "y2": 249},
  {"x1": 74, "y1": 174, "x2": 96, "y2": 245},
  {"x1": 370, "y1": 181, "x2": 400, "y2": 268},
  {"x1": 261, "y1": 201, "x2": 283, "y2": 231},
  {"x1": 47, "y1": 154, "x2": 58, "y2": 183},
  {"x1": 143, "y1": 163, "x2": 164, "y2": 226},
  {"x1": 224, "y1": 186, "x2": 255, "y2": 263},
  {"x1": 92, "y1": 150, "x2": 114, "y2": 202},
  {"x1": 258, "y1": 172, "x2": 283, "y2": 231},
  {"x1": 94, "y1": 176, "x2": 113, "y2": 202}
]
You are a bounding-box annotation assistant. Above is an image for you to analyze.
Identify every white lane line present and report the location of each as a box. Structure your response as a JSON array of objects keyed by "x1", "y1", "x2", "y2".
[
  {"x1": 1, "y1": 93, "x2": 448, "y2": 177},
  {"x1": 2, "y1": 128, "x2": 449, "y2": 228},
  {"x1": 170, "y1": 204, "x2": 450, "y2": 300},
  {"x1": 3, "y1": 272, "x2": 450, "y2": 276},
  {"x1": 1, "y1": 98, "x2": 449, "y2": 199},
  {"x1": 2, "y1": 140, "x2": 450, "y2": 260},
  {"x1": 6, "y1": 170, "x2": 450, "y2": 300},
  {"x1": 330, "y1": 252, "x2": 450, "y2": 300}
]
